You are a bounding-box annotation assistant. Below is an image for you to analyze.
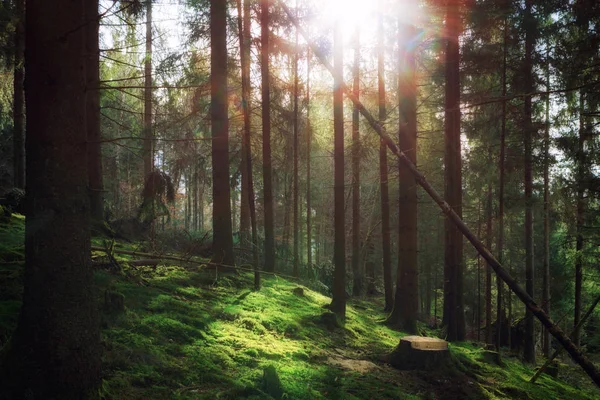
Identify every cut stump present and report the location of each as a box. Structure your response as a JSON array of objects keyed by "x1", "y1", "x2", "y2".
[{"x1": 386, "y1": 336, "x2": 450, "y2": 370}]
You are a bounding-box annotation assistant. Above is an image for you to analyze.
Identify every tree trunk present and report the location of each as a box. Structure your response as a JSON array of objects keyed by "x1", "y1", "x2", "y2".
[
  {"x1": 211, "y1": 0, "x2": 235, "y2": 267},
  {"x1": 306, "y1": 47, "x2": 312, "y2": 268},
  {"x1": 523, "y1": 0, "x2": 535, "y2": 364},
  {"x1": 12, "y1": 0, "x2": 25, "y2": 189},
  {"x1": 485, "y1": 175, "x2": 493, "y2": 345},
  {"x1": 330, "y1": 21, "x2": 346, "y2": 319},
  {"x1": 443, "y1": 0, "x2": 465, "y2": 342},
  {"x1": 261, "y1": 0, "x2": 275, "y2": 272},
  {"x1": 542, "y1": 56, "x2": 551, "y2": 357},
  {"x1": 389, "y1": 22, "x2": 418, "y2": 333},
  {"x1": 352, "y1": 28, "x2": 362, "y2": 296},
  {"x1": 143, "y1": 0, "x2": 153, "y2": 179},
  {"x1": 378, "y1": 1, "x2": 392, "y2": 311},
  {"x1": 574, "y1": 90, "x2": 585, "y2": 347},
  {"x1": 0, "y1": 1, "x2": 101, "y2": 396},
  {"x1": 293, "y1": 4, "x2": 300, "y2": 277}
]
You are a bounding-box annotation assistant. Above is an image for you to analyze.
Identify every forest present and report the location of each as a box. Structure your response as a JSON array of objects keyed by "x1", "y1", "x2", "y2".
[{"x1": 0, "y1": 0, "x2": 600, "y2": 398}]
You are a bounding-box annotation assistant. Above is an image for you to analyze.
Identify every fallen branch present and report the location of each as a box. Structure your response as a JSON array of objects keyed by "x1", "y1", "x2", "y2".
[
  {"x1": 277, "y1": 0, "x2": 600, "y2": 387},
  {"x1": 91, "y1": 246, "x2": 200, "y2": 264}
]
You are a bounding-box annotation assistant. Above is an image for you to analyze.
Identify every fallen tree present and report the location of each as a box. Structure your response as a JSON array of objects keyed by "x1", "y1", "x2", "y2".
[{"x1": 276, "y1": 0, "x2": 600, "y2": 387}]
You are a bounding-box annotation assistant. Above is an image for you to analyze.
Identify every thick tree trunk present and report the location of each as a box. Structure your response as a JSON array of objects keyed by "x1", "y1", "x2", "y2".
[
  {"x1": 330, "y1": 21, "x2": 346, "y2": 319},
  {"x1": 443, "y1": 0, "x2": 465, "y2": 342},
  {"x1": 574, "y1": 90, "x2": 585, "y2": 347},
  {"x1": 143, "y1": 0, "x2": 153, "y2": 179},
  {"x1": 523, "y1": 0, "x2": 535, "y2": 364},
  {"x1": 261, "y1": 0, "x2": 275, "y2": 272},
  {"x1": 211, "y1": 0, "x2": 235, "y2": 267},
  {"x1": 352, "y1": 28, "x2": 362, "y2": 296},
  {"x1": 377, "y1": 0, "x2": 393, "y2": 310},
  {"x1": 12, "y1": 0, "x2": 25, "y2": 189},
  {"x1": 389, "y1": 22, "x2": 418, "y2": 333},
  {"x1": 0, "y1": 0, "x2": 101, "y2": 396}
]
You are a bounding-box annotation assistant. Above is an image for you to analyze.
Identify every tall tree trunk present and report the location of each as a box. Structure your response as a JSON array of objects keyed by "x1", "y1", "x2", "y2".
[
  {"x1": 352, "y1": 28, "x2": 362, "y2": 296},
  {"x1": 0, "y1": 0, "x2": 101, "y2": 395},
  {"x1": 523, "y1": 0, "x2": 535, "y2": 364},
  {"x1": 143, "y1": 0, "x2": 153, "y2": 179},
  {"x1": 542, "y1": 56, "x2": 551, "y2": 357},
  {"x1": 306, "y1": 46, "x2": 312, "y2": 268},
  {"x1": 330, "y1": 21, "x2": 346, "y2": 319},
  {"x1": 378, "y1": 1, "x2": 392, "y2": 309},
  {"x1": 443, "y1": 0, "x2": 465, "y2": 342},
  {"x1": 389, "y1": 22, "x2": 418, "y2": 332},
  {"x1": 485, "y1": 173, "x2": 493, "y2": 344},
  {"x1": 574, "y1": 90, "x2": 585, "y2": 347},
  {"x1": 476, "y1": 198, "x2": 482, "y2": 341},
  {"x1": 86, "y1": 0, "x2": 103, "y2": 222},
  {"x1": 293, "y1": 3, "x2": 300, "y2": 277},
  {"x1": 12, "y1": 0, "x2": 25, "y2": 189},
  {"x1": 496, "y1": 15, "x2": 508, "y2": 359},
  {"x1": 377, "y1": 0, "x2": 394, "y2": 312},
  {"x1": 211, "y1": 0, "x2": 235, "y2": 267},
  {"x1": 261, "y1": 0, "x2": 275, "y2": 272}
]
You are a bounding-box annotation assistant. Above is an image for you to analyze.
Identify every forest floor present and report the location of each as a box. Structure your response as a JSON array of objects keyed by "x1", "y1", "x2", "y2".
[{"x1": 1, "y1": 214, "x2": 599, "y2": 399}]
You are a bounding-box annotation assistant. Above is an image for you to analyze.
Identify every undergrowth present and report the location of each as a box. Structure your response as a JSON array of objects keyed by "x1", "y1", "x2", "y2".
[{"x1": 1, "y1": 214, "x2": 599, "y2": 399}]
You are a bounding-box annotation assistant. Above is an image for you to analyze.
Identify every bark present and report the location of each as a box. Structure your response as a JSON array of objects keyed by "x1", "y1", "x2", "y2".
[
  {"x1": 389, "y1": 22, "x2": 418, "y2": 333},
  {"x1": 306, "y1": 47, "x2": 312, "y2": 268},
  {"x1": 352, "y1": 28, "x2": 362, "y2": 296},
  {"x1": 293, "y1": 4, "x2": 300, "y2": 277},
  {"x1": 330, "y1": 21, "x2": 346, "y2": 319},
  {"x1": 282, "y1": 2, "x2": 600, "y2": 386},
  {"x1": 485, "y1": 176, "x2": 493, "y2": 345},
  {"x1": 0, "y1": 0, "x2": 101, "y2": 396},
  {"x1": 574, "y1": 90, "x2": 585, "y2": 347},
  {"x1": 378, "y1": 2, "x2": 392, "y2": 310},
  {"x1": 143, "y1": 0, "x2": 153, "y2": 179},
  {"x1": 443, "y1": 0, "x2": 465, "y2": 341},
  {"x1": 261, "y1": 0, "x2": 275, "y2": 272},
  {"x1": 542, "y1": 58, "x2": 551, "y2": 356},
  {"x1": 211, "y1": 0, "x2": 235, "y2": 267},
  {"x1": 523, "y1": 0, "x2": 535, "y2": 364},
  {"x1": 12, "y1": 0, "x2": 25, "y2": 189}
]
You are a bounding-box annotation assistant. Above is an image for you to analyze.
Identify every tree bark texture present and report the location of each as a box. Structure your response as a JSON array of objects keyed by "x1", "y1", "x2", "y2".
[
  {"x1": 352, "y1": 28, "x2": 362, "y2": 296},
  {"x1": 12, "y1": 0, "x2": 25, "y2": 189},
  {"x1": 143, "y1": 0, "x2": 153, "y2": 179}
]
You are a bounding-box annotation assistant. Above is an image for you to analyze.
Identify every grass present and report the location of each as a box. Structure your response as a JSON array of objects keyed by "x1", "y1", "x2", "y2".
[{"x1": 1, "y1": 214, "x2": 600, "y2": 399}]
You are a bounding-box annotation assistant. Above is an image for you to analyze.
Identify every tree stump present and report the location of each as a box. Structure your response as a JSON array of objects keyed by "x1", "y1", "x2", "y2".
[{"x1": 386, "y1": 336, "x2": 450, "y2": 370}]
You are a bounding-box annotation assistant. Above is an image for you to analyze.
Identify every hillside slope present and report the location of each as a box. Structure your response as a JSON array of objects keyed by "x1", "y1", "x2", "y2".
[{"x1": 0, "y1": 215, "x2": 598, "y2": 399}]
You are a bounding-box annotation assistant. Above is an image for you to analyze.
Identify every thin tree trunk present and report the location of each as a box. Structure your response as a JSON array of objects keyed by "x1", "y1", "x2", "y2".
[
  {"x1": 306, "y1": 46, "x2": 312, "y2": 268},
  {"x1": 523, "y1": 0, "x2": 536, "y2": 364},
  {"x1": 143, "y1": 0, "x2": 153, "y2": 179},
  {"x1": 0, "y1": 1, "x2": 101, "y2": 395},
  {"x1": 352, "y1": 28, "x2": 362, "y2": 296},
  {"x1": 542, "y1": 55, "x2": 551, "y2": 357},
  {"x1": 293, "y1": 2, "x2": 300, "y2": 277},
  {"x1": 574, "y1": 90, "x2": 585, "y2": 347},
  {"x1": 389, "y1": 22, "x2": 418, "y2": 333},
  {"x1": 443, "y1": 0, "x2": 465, "y2": 341},
  {"x1": 378, "y1": 1, "x2": 392, "y2": 308},
  {"x1": 477, "y1": 198, "x2": 482, "y2": 342},
  {"x1": 261, "y1": 0, "x2": 275, "y2": 272},
  {"x1": 86, "y1": 0, "x2": 103, "y2": 222},
  {"x1": 211, "y1": 0, "x2": 235, "y2": 267},
  {"x1": 485, "y1": 172, "x2": 493, "y2": 345},
  {"x1": 12, "y1": 0, "x2": 25, "y2": 189},
  {"x1": 330, "y1": 20, "x2": 346, "y2": 319}
]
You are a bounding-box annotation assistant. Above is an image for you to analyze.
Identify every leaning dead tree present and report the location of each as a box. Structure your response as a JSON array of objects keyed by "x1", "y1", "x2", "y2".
[{"x1": 277, "y1": 0, "x2": 600, "y2": 387}]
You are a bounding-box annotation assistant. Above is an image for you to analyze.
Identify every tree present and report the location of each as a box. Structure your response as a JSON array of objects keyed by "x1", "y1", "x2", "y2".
[
  {"x1": 523, "y1": 0, "x2": 535, "y2": 364},
  {"x1": 330, "y1": 20, "x2": 346, "y2": 319},
  {"x1": 443, "y1": 0, "x2": 466, "y2": 342},
  {"x1": 143, "y1": 0, "x2": 153, "y2": 179},
  {"x1": 293, "y1": 4, "x2": 300, "y2": 277},
  {"x1": 261, "y1": 0, "x2": 275, "y2": 272},
  {"x1": 0, "y1": 0, "x2": 101, "y2": 396},
  {"x1": 87, "y1": 0, "x2": 103, "y2": 222},
  {"x1": 12, "y1": 0, "x2": 24, "y2": 189},
  {"x1": 352, "y1": 28, "x2": 362, "y2": 296},
  {"x1": 388, "y1": 22, "x2": 418, "y2": 332},
  {"x1": 211, "y1": 0, "x2": 235, "y2": 267}
]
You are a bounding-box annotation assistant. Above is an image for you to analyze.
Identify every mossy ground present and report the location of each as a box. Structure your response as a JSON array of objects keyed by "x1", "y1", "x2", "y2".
[{"x1": 0, "y1": 214, "x2": 599, "y2": 399}]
